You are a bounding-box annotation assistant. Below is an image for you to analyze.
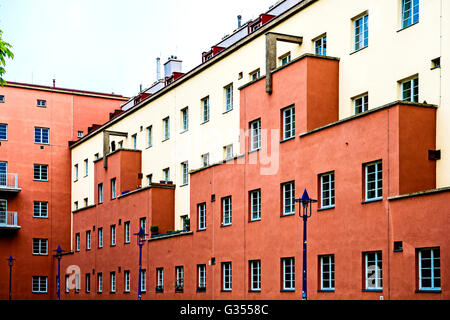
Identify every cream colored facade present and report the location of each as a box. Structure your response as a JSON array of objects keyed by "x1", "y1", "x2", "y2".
[{"x1": 71, "y1": 0, "x2": 449, "y2": 232}]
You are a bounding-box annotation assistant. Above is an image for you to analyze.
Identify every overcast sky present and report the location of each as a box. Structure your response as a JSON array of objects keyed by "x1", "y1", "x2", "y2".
[{"x1": 0, "y1": 0, "x2": 277, "y2": 97}]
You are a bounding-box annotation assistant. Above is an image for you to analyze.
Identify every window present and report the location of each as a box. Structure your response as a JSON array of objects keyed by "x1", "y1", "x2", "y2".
[
  {"x1": 198, "y1": 203, "x2": 206, "y2": 230},
  {"x1": 98, "y1": 228, "x2": 103, "y2": 248},
  {"x1": 65, "y1": 275, "x2": 69, "y2": 293},
  {"x1": 365, "y1": 161, "x2": 382, "y2": 201},
  {"x1": 74, "y1": 164, "x2": 78, "y2": 181},
  {"x1": 124, "y1": 221, "x2": 131, "y2": 243},
  {"x1": 282, "y1": 257, "x2": 295, "y2": 290},
  {"x1": 74, "y1": 201, "x2": 78, "y2": 211},
  {"x1": 146, "y1": 126, "x2": 153, "y2": 148},
  {"x1": 124, "y1": 270, "x2": 131, "y2": 292},
  {"x1": 282, "y1": 181, "x2": 295, "y2": 215},
  {"x1": 320, "y1": 255, "x2": 335, "y2": 291},
  {"x1": 401, "y1": 77, "x2": 419, "y2": 102},
  {"x1": 353, "y1": 13, "x2": 369, "y2": 51},
  {"x1": 34, "y1": 127, "x2": 49, "y2": 144},
  {"x1": 83, "y1": 198, "x2": 88, "y2": 207},
  {"x1": 198, "y1": 264, "x2": 206, "y2": 290},
  {"x1": 36, "y1": 99, "x2": 46, "y2": 107},
  {"x1": 181, "y1": 108, "x2": 189, "y2": 131},
  {"x1": 320, "y1": 172, "x2": 335, "y2": 209},
  {"x1": 176, "y1": 266, "x2": 184, "y2": 290},
  {"x1": 77, "y1": 131, "x2": 84, "y2": 138},
  {"x1": 353, "y1": 94, "x2": 369, "y2": 115},
  {"x1": 85, "y1": 274, "x2": 91, "y2": 293},
  {"x1": 145, "y1": 174, "x2": 152, "y2": 186},
  {"x1": 111, "y1": 225, "x2": 116, "y2": 246},
  {"x1": 181, "y1": 161, "x2": 189, "y2": 185},
  {"x1": 222, "y1": 262, "x2": 232, "y2": 291},
  {"x1": 33, "y1": 164, "x2": 48, "y2": 181},
  {"x1": 364, "y1": 251, "x2": 383, "y2": 290},
  {"x1": 163, "y1": 168, "x2": 170, "y2": 182},
  {"x1": 418, "y1": 247, "x2": 441, "y2": 291},
  {"x1": 0, "y1": 124, "x2": 7, "y2": 140},
  {"x1": 111, "y1": 178, "x2": 116, "y2": 199},
  {"x1": 140, "y1": 217, "x2": 147, "y2": 239},
  {"x1": 75, "y1": 274, "x2": 80, "y2": 292},
  {"x1": 98, "y1": 183, "x2": 103, "y2": 204},
  {"x1": 249, "y1": 189, "x2": 261, "y2": 221},
  {"x1": 250, "y1": 69, "x2": 260, "y2": 81},
  {"x1": 32, "y1": 276, "x2": 47, "y2": 293},
  {"x1": 280, "y1": 53, "x2": 291, "y2": 66},
  {"x1": 431, "y1": 57, "x2": 441, "y2": 69},
  {"x1": 86, "y1": 231, "x2": 91, "y2": 250},
  {"x1": 0, "y1": 95, "x2": 4, "y2": 103},
  {"x1": 110, "y1": 272, "x2": 116, "y2": 293},
  {"x1": 224, "y1": 84, "x2": 233, "y2": 112},
  {"x1": 33, "y1": 201, "x2": 48, "y2": 218},
  {"x1": 157, "y1": 268, "x2": 164, "y2": 291},
  {"x1": 282, "y1": 106, "x2": 295, "y2": 140},
  {"x1": 75, "y1": 233, "x2": 80, "y2": 251},
  {"x1": 249, "y1": 260, "x2": 261, "y2": 291},
  {"x1": 314, "y1": 35, "x2": 327, "y2": 56},
  {"x1": 201, "y1": 153, "x2": 209, "y2": 168},
  {"x1": 222, "y1": 196, "x2": 232, "y2": 226},
  {"x1": 163, "y1": 117, "x2": 170, "y2": 140},
  {"x1": 32, "y1": 238, "x2": 48, "y2": 255},
  {"x1": 201, "y1": 97, "x2": 210, "y2": 123},
  {"x1": 224, "y1": 144, "x2": 233, "y2": 160},
  {"x1": 249, "y1": 119, "x2": 261, "y2": 151},
  {"x1": 84, "y1": 159, "x2": 88, "y2": 177},
  {"x1": 401, "y1": 0, "x2": 419, "y2": 28},
  {"x1": 132, "y1": 134, "x2": 137, "y2": 150},
  {"x1": 98, "y1": 273, "x2": 103, "y2": 293},
  {"x1": 140, "y1": 269, "x2": 147, "y2": 292}
]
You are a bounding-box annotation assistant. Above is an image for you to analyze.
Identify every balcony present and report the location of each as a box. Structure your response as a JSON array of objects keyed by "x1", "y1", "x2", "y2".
[
  {"x1": 0, "y1": 173, "x2": 21, "y2": 196},
  {"x1": 0, "y1": 211, "x2": 20, "y2": 231}
]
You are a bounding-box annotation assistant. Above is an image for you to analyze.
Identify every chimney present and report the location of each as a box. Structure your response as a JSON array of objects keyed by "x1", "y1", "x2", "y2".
[
  {"x1": 156, "y1": 57, "x2": 161, "y2": 81},
  {"x1": 164, "y1": 56, "x2": 182, "y2": 79},
  {"x1": 237, "y1": 15, "x2": 242, "y2": 28}
]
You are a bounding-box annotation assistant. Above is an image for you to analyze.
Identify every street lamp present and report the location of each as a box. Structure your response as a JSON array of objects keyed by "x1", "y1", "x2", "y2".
[
  {"x1": 7, "y1": 255, "x2": 15, "y2": 301},
  {"x1": 53, "y1": 245, "x2": 64, "y2": 300},
  {"x1": 295, "y1": 189, "x2": 317, "y2": 300},
  {"x1": 134, "y1": 227, "x2": 148, "y2": 300}
]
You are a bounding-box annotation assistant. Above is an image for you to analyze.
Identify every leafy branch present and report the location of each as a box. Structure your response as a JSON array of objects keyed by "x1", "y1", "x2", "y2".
[{"x1": 0, "y1": 30, "x2": 14, "y2": 87}]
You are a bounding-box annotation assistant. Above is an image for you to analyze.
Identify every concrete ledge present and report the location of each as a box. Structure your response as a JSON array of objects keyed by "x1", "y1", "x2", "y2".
[
  {"x1": 148, "y1": 230, "x2": 193, "y2": 242},
  {"x1": 388, "y1": 186, "x2": 450, "y2": 202}
]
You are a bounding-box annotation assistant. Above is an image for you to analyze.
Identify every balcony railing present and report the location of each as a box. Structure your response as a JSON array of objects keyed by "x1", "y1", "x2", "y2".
[
  {"x1": 0, "y1": 211, "x2": 20, "y2": 229},
  {"x1": 0, "y1": 173, "x2": 19, "y2": 189}
]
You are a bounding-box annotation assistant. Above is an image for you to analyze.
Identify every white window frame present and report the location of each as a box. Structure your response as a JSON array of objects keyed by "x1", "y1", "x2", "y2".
[
  {"x1": 282, "y1": 257, "x2": 295, "y2": 290},
  {"x1": 32, "y1": 238, "x2": 48, "y2": 255},
  {"x1": 282, "y1": 106, "x2": 295, "y2": 140},
  {"x1": 181, "y1": 107, "x2": 189, "y2": 131},
  {"x1": 222, "y1": 262, "x2": 232, "y2": 291},
  {"x1": 250, "y1": 260, "x2": 261, "y2": 291},
  {"x1": 401, "y1": 77, "x2": 419, "y2": 102},
  {"x1": 33, "y1": 201, "x2": 48, "y2": 218},
  {"x1": 418, "y1": 248, "x2": 441, "y2": 291},
  {"x1": 65, "y1": 275, "x2": 70, "y2": 293},
  {"x1": 198, "y1": 202, "x2": 206, "y2": 230},
  {"x1": 111, "y1": 225, "x2": 116, "y2": 246},
  {"x1": 36, "y1": 99, "x2": 46, "y2": 107},
  {"x1": 314, "y1": 35, "x2": 327, "y2": 56},
  {"x1": 320, "y1": 172, "x2": 335, "y2": 209},
  {"x1": 32, "y1": 276, "x2": 48, "y2": 293},
  {"x1": 320, "y1": 255, "x2": 335, "y2": 291},
  {"x1": 250, "y1": 189, "x2": 261, "y2": 221},
  {"x1": 111, "y1": 178, "x2": 116, "y2": 199},
  {"x1": 98, "y1": 228, "x2": 103, "y2": 248},
  {"x1": 163, "y1": 168, "x2": 170, "y2": 182},
  {"x1": 222, "y1": 196, "x2": 232, "y2": 226},
  {"x1": 140, "y1": 217, "x2": 147, "y2": 240},
  {"x1": 157, "y1": 268, "x2": 164, "y2": 289},
  {"x1": 176, "y1": 266, "x2": 184, "y2": 288},
  {"x1": 353, "y1": 13, "x2": 369, "y2": 51},
  {"x1": 124, "y1": 270, "x2": 131, "y2": 292},
  {"x1": 365, "y1": 161, "x2": 382, "y2": 201},
  {"x1": 33, "y1": 164, "x2": 48, "y2": 181},
  {"x1": 201, "y1": 153, "x2": 209, "y2": 168},
  {"x1": 132, "y1": 134, "x2": 137, "y2": 150},
  {"x1": 250, "y1": 69, "x2": 260, "y2": 81},
  {"x1": 74, "y1": 164, "x2": 78, "y2": 181},
  {"x1": 98, "y1": 273, "x2": 103, "y2": 293},
  {"x1": 364, "y1": 251, "x2": 383, "y2": 290},
  {"x1": 86, "y1": 230, "x2": 91, "y2": 250},
  {"x1": 84, "y1": 159, "x2": 88, "y2": 177},
  {"x1": 85, "y1": 274, "x2": 91, "y2": 293},
  {"x1": 125, "y1": 221, "x2": 131, "y2": 243},
  {"x1": 140, "y1": 269, "x2": 147, "y2": 292},
  {"x1": 98, "y1": 183, "x2": 103, "y2": 204},
  {"x1": 163, "y1": 117, "x2": 170, "y2": 140},
  {"x1": 282, "y1": 181, "x2": 295, "y2": 215},
  {"x1": 250, "y1": 119, "x2": 261, "y2": 151},
  {"x1": 202, "y1": 97, "x2": 210, "y2": 123},
  {"x1": 34, "y1": 127, "x2": 49, "y2": 144},
  {"x1": 77, "y1": 131, "x2": 83, "y2": 138},
  {"x1": 353, "y1": 94, "x2": 369, "y2": 115},
  {"x1": 401, "y1": 0, "x2": 419, "y2": 29},
  {"x1": 224, "y1": 144, "x2": 233, "y2": 160},
  {"x1": 75, "y1": 233, "x2": 80, "y2": 251},
  {"x1": 146, "y1": 126, "x2": 153, "y2": 148},
  {"x1": 198, "y1": 264, "x2": 206, "y2": 289},
  {"x1": 181, "y1": 161, "x2": 189, "y2": 185},
  {"x1": 0, "y1": 123, "x2": 7, "y2": 140},
  {"x1": 224, "y1": 84, "x2": 233, "y2": 112},
  {"x1": 280, "y1": 53, "x2": 291, "y2": 66}
]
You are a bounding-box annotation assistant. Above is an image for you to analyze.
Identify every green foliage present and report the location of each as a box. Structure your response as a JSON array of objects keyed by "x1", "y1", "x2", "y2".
[{"x1": 0, "y1": 30, "x2": 14, "y2": 87}]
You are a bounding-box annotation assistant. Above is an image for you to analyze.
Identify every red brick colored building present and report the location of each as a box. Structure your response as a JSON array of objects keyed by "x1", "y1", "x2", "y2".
[
  {"x1": 62, "y1": 55, "x2": 449, "y2": 300},
  {"x1": 0, "y1": 82, "x2": 128, "y2": 300}
]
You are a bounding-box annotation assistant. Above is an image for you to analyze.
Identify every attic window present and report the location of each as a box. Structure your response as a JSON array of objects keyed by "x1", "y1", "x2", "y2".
[
  {"x1": 431, "y1": 57, "x2": 441, "y2": 69},
  {"x1": 77, "y1": 131, "x2": 84, "y2": 138}
]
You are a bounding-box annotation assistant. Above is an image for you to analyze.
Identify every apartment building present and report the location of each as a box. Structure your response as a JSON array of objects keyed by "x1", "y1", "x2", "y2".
[{"x1": 0, "y1": 82, "x2": 127, "y2": 299}]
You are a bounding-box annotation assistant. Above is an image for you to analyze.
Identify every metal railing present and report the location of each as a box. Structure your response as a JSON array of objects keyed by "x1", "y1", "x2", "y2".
[
  {"x1": 0, "y1": 211, "x2": 18, "y2": 227},
  {"x1": 0, "y1": 173, "x2": 19, "y2": 189}
]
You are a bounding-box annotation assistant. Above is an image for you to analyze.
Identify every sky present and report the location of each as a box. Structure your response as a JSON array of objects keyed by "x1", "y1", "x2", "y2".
[{"x1": 0, "y1": 0, "x2": 277, "y2": 97}]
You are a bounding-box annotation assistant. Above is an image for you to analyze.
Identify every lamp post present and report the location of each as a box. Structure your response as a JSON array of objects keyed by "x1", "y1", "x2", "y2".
[
  {"x1": 295, "y1": 189, "x2": 317, "y2": 300},
  {"x1": 7, "y1": 255, "x2": 15, "y2": 301},
  {"x1": 54, "y1": 245, "x2": 64, "y2": 300},
  {"x1": 134, "y1": 227, "x2": 148, "y2": 300}
]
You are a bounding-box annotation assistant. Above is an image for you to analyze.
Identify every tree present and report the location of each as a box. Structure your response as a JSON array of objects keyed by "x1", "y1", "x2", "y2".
[{"x1": 0, "y1": 29, "x2": 14, "y2": 86}]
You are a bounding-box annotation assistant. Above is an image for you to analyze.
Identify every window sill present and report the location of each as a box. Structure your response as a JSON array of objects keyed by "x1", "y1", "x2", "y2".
[
  {"x1": 361, "y1": 198, "x2": 383, "y2": 204},
  {"x1": 197, "y1": 287, "x2": 206, "y2": 293},
  {"x1": 201, "y1": 120, "x2": 210, "y2": 125},
  {"x1": 362, "y1": 289, "x2": 383, "y2": 293},
  {"x1": 280, "y1": 213, "x2": 295, "y2": 218},
  {"x1": 180, "y1": 183, "x2": 189, "y2": 188},
  {"x1": 317, "y1": 206, "x2": 335, "y2": 212},
  {"x1": 280, "y1": 136, "x2": 295, "y2": 144},
  {"x1": 223, "y1": 108, "x2": 233, "y2": 115},
  {"x1": 350, "y1": 45, "x2": 368, "y2": 55},
  {"x1": 220, "y1": 223, "x2": 232, "y2": 228},
  {"x1": 180, "y1": 129, "x2": 188, "y2": 134},
  {"x1": 431, "y1": 66, "x2": 441, "y2": 71},
  {"x1": 196, "y1": 228, "x2": 206, "y2": 232},
  {"x1": 248, "y1": 289, "x2": 261, "y2": 293},
  {"x1": 110, "y1": 291, "x2": 116, "y2": 294},
  {"x1": 221, "y1": 289, "x2": 232, "y2": 293},
  {"x1": 123, "y1": 291, "x2": 130, "y2": 294},
  {"x1": 248, "y1": 218, "x2": 261, "y2": 223},
  {"x1": 145, "y1": 145, "x2": 152, "y2": 149},
  {"x1": 397, "y1": 21, "x2": 419, "y2": 33},
  {"x1": 317, "y1": 289, "x2": 335, "y2": 293},
  {"x1": 280, "y1": 289, "x2": 295, "y2": 293},
  {"x1": 162, "y1": 138, "x2": 170, "y2": 142},
  {"x1": 415, "y1": 289, "x2": 441, "y2": 293},
  {"x1": 155, "y1": 288, "x2": 164, "y2": 293},
  {"x1": 248, "y1": 148, "x2": 260, "y2": 154}
]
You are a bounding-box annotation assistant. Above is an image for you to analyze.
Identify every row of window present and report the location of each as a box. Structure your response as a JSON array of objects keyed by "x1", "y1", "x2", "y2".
[
  {"x1": 0, "y1": 126, "x2": 50, "y2": 143},
  {"x1": 196, "y1": 160, "x2": 381, "y2": 230},
  {"x1": 0, "y1": 96, "x2": 46, "y2": 106},
  {"x1": 0, "y1": 162, "x2": 48, "y2": 181},
  {"x1": 33, "y1": 246, "x2": 439, "y2": 295}
]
